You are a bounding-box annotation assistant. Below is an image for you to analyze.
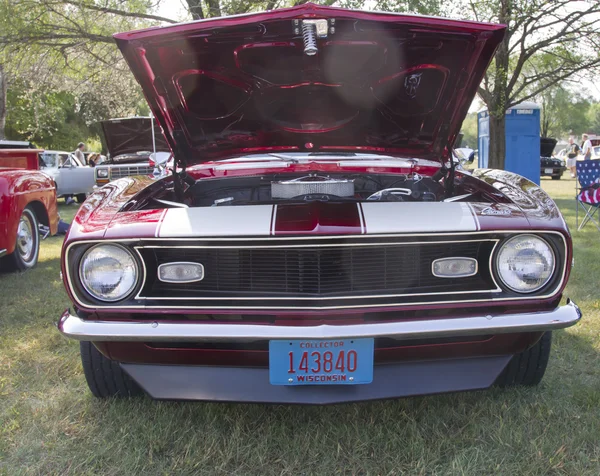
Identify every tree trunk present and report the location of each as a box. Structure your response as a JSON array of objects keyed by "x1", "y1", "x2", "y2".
[
  {"x1": 184, "y1": 0, "x2": 204, "y2": 20},
  {"x1": 488, "y1": 111, "x2": 506, "y2": 170},
  {"x1": 487, "y1": 0, "x2": 511, "y2": 170},
  {"x1": 0, "y1": 63, "x2": 6, "y2": 140},
  {"x1": 205, "y1": 0, "x2": 222, "y2": 17}
]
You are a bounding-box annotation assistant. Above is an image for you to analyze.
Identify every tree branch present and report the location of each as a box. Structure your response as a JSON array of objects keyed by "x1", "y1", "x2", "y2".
[{"x1": 59, "y1": 0, "x2": 178, "y2": 24}]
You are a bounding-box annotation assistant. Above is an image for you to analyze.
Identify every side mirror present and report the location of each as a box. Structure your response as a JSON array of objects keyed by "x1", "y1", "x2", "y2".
[{"x1": 467, "y1": 151, "x2": 476, "y2": 163}]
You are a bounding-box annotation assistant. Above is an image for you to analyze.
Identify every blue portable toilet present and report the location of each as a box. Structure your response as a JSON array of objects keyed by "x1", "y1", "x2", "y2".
[{"x1": 477, "y1": 101, "x2": 541, "y2": 184}]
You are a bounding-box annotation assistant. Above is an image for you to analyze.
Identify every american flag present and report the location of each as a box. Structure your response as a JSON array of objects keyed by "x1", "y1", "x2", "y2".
[{"x1": 577, "y1": 160, "x2": 600, "y2": 204}]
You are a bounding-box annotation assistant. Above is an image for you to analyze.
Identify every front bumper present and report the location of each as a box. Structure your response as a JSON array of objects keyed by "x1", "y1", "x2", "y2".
[
  {"x1": 58, "y1": 299, "x2": 581, "y2": 343},
  {"x1": 541, "y1": 166, "x2": 565, "y2": 175}
]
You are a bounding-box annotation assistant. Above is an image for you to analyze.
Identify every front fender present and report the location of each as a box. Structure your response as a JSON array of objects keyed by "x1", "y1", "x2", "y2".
[
  {"x1": 65, "y1": 176, "x2": 157, "y2": 243},
  {"x1": 0, "y1": 170, "x2": 58, "y2": 254},
  {"x1": 470, "y1": 168, "x2": 567, "y2": 230}
]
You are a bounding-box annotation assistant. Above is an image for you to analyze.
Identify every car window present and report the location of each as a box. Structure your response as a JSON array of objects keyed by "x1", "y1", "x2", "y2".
[
  {"x1": 39, "y1": 153, "x2": 58, "y2": 168},
  {"x1": 63, "y1": 157, "x2": 74, "y2": 167},
  {"x1": 69, "y1": 154, "x2": 83, "y2": 167}
]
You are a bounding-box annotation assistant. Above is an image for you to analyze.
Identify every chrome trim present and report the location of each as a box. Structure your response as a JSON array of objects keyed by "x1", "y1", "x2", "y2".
[
  {"x1": 58, "y1": 299, "x2": 581, "y2": 342},
  {"x1": 78, "y1": 243, "x2": 145, "y2": 303},
  {"x1": 494, "y1": 234, "x2": 556, "y2": 294},
  {"x1": 134, "y1": 238, "x2": 500, "y2": 302},
  {"x1": 432, "y1": 257, "x2": 478, "y2": 278},
  {"x1": 63, "y1": 231, "x2": 568, "y2": 311},
  {"x1": 0, "y1": 248, "x2": 6, "y2": 258},
  {"x1": 63, "y1": 229, "x2": 567, "y2": 242}
]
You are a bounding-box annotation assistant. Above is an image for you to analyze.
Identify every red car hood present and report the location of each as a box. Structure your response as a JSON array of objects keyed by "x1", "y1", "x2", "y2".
[{"x1": 114, "y1": 3, "x2": 505, "y2": 167}]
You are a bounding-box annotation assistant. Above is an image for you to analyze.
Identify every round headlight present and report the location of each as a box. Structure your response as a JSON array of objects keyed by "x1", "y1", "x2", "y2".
[
  {"x1": 79, "y1": 244, "x2": 139, "y2": 302},
  {"x1": 496, "y1": 235, "x2": 555, "y2": 293},
  {"x1": 96, "y1": 169, "x2": 109, "y2": 178}
]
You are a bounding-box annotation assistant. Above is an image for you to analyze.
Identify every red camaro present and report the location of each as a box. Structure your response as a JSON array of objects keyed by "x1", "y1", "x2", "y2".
[
  {"x1": 0, "y1": 148, "x2": 58, "y2": 270},
  {"x1": 58, "y1": 4, "x2": 581, "y2": 403}
]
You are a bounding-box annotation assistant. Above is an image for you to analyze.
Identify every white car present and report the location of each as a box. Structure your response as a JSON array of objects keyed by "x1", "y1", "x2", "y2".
[{"x1": 39, "y1": 150, "x2": 96, "y2": 202}]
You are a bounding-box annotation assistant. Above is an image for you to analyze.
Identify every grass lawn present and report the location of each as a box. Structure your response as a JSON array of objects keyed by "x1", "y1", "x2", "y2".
[{"x1": 1, "y1": 179, "x2": 599, "y2": 475}]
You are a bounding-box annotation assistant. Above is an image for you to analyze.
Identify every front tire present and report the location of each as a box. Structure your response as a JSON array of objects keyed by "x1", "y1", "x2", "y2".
[
  {"x1": 4, "y1": 207, "x2": 40, "y2": 271},
  {"x1": 80, "y1": 341, "x2": 143, "y2": 398},
  {"x1": 76, "y1": 193, "x2": 87, "y2": 203},
  {"x1": 495, "y1": 332, "x2": 552, "y2": 387}
]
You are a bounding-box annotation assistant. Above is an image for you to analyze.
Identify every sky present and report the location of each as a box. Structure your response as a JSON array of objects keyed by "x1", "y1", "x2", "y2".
[{"x1": 156, "y1": 0, "x2": 191, "y2": 21}]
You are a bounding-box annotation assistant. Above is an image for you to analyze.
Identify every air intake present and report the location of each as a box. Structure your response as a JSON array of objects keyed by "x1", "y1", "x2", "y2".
[{"x1": 271, "y1": 175, "x2": 354, "y2": 199}]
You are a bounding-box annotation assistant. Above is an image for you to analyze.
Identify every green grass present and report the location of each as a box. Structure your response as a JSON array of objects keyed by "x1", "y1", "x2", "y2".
[{"x1": 1, "y1": 178, "x2": 600, "y2": 475}]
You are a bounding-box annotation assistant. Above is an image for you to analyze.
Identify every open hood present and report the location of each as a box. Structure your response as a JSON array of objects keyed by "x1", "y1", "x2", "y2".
[
  {"x1": 540, "y1": 137, "x2": 557, "y2": 158},
  {"x1": 100, "y1": 117, "x2": 170, "y2": 159},
  {"x1": 115, "y1": 3, "x2": 505, "y2": 167}
]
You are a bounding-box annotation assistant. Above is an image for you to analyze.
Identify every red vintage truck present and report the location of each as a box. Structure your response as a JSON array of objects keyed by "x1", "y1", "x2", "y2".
[{"x1": 0, "y1": 148, "x2": 59, "y2": 270}]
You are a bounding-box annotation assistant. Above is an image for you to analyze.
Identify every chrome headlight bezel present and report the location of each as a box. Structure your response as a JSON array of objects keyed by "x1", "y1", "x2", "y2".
[
  {"x1": 494, "y1": 234, "x2": 557, "y2": 294},
  {"x1": 96, "y1": 168, "x2": 109, "y2": 179},
  {"x1": 78, "y1": 243, "x2": 140, "y2": 302}
]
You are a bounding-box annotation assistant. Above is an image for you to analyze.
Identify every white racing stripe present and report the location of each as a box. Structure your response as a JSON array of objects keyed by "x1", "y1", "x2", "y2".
[
  {"x1": 159, "y1": 205, "x2": 275, "y2": 237},
  {"x1": 158, "y1": 202, "x2": 478, "y2": 237},
  {"x1": 360, "y1": 202, "x2": 477, "y2": 233}
]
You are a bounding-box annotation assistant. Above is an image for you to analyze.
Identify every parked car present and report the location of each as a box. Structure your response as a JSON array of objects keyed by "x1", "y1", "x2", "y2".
[
  {"x1": 39, "y1": 150, "x2": 95, "y2": 202},
  {"x1": 94, "y1": 117, "x2": 171, "y2": 186},
  {"x1": 589, "y1": 139, "x2": 600, "y2": 160},
  {"x1": 540, "y1": 137, "x2": 565, "y2": 180},
  {"x1": 0, "y1": 148, "x2": 58, "y2": 270},
  {"x1": 57, "y1": 4, "x2": 580, "y2": 404}
]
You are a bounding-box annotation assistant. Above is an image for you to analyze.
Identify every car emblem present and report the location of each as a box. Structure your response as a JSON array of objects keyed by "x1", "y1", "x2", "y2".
[
  {"x1": 404, "y1": 73, "x2": 422, "y2": 98},
  {"x1": 480, "y1": 207, "x2": 512, "y2": 216}
]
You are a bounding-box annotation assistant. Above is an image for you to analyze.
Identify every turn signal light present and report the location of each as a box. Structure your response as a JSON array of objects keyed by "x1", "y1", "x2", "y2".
[
  {"x1": 157, "y1": 262, "x2": 205, "y2": 283},
  {"x1": 432, "y1": 258, "x2": 477, "y2": 278}
]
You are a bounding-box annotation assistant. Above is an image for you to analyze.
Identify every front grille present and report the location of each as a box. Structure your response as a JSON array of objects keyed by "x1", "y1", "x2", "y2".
[
  {"x1": 110, "y1": 165, "x2": 153, "y2": 179},
  {"x1": 138, "y1": 240, "x2": 497, "y2": 305}
]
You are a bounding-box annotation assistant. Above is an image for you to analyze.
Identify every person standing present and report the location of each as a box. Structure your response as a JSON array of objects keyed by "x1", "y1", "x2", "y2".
[
  {"x1": 566, "y1": 136, "x2": 580, "y2": 178},
  {"x1": 581, "y1": 134, "x2": 593, "y2": 161},
  {"x1": 74, "y1": 142, "x2": 86, "y2": 164}
]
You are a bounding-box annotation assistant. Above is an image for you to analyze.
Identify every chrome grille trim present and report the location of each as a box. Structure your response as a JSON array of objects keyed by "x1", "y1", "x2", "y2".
[
  {"x1": 136, "y1": 239, "x2": 500, "y2": 301},
  {"x1": 64, "y1": 231, "x2": 569, "y2": 311},
  {"x1": 109, "y1": 165, "x2": 154, "y2": 180}
]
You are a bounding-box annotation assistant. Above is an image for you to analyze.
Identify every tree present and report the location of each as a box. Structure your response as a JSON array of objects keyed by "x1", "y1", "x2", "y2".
[
  {"x1": 0, "y1": 0, "x2": 302, "y2": 141},
  {"x1": 587, "y1": 103, "x2": 600, "y2": 136},
  {"x1": 341, "y1": 0, "x2": 600, "y2": 170},
  {"x1": 462, "y1": 0, "x2": 600, "y2": 169},
  {"x1": 460, "y1": 113, "x2": 479, "y2": 149},
  {"x1": 537, "y1": 84, "x2": 591, "y2": 139},
  {"x1": 0, "y1": 63, "x2": 6, "y2": 140},
  {"x1": 0, "y1": 0, "x2": 169, "y2": 141}
]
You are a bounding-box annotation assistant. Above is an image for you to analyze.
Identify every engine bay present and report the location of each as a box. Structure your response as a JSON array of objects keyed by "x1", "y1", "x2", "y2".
[
  {"x1": 135, "y1": 169, "x2": 508, "y2": 210},
  {"x1": 191, "y1": 172, "x2": 446, "y2": 207}
]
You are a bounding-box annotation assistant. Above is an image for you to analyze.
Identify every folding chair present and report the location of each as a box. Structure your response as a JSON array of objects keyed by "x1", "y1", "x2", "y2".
[{"x1": 575, "y1": 160, "x2": 600, "y2": 232}]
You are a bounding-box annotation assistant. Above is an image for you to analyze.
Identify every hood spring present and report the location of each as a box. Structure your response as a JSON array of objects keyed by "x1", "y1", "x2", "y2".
[{"x1": 302, "y1": 22, "x2": 318, "y2": 56}]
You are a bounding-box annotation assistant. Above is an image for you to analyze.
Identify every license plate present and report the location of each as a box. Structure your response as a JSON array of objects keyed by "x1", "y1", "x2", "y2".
[
  {"x1": 545, "y1": 168, "x2": 554, "y2": 173},
  {"x1": 269, "y1": 338, "x2": 374, "y2": 385}
]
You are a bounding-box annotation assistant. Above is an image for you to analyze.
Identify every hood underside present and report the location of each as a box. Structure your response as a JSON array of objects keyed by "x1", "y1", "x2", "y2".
[
  {"x1": 114, "y1": 3, "x2": 505, "y2": 167},
  {"x1": 100, "y1": 117, "x2": 170, "y2": 159}
]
